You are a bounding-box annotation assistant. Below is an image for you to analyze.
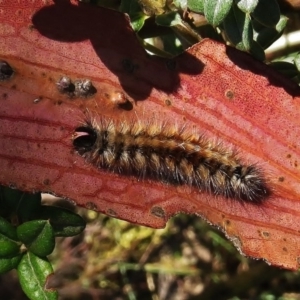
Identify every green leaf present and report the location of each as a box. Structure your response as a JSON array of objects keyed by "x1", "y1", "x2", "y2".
[
  {"x1": 0, "y1": 186, "x2": 41, "y2": 221},
  {"x1": 0, "y1": 254, "x2": 22, "y2": 274},
  {"x1": 269, "y1": 61, "x2": 299, "y2": 79},
  {"x1": 120, "y1": 0, "x2": 141, "y2": 14},
  {"x1": 294, "y1": 52, "x2": 300, "y2": 72},
  {"x1": 249, "y1": 40, "x2": 265, "y2": 61},
  {"x1": 160, "y1": 33, "x2": 184, "y2": 56},
  {"x1": 130, "y1": 13, "x2": 148, "y2": 31},
  {"x1": 0, "y1": 186, "x2": 23, "y2": 204},
  {"x1": 0, "y1": 186, "x2": 24, "y2": 217},
  {"x1": 204, "y1": 0, "x2": 233, "y2": 27},
  {"x1": 173, "y1": 0, "x2": 189, "y2": 10},
  {"x1": 155, "y1": 11, "x2": 183, "y2": 27},
  {"x1": 18, "y1": 193, "x2": 41, "y2": 221},
  {"x1": 120, "y1": 0, "x2": 148, "y2": 31},
  {"x1": 39, "y1": 206, "x2": 86, "y2": 237},
  {"x1": 187, "y1": 0, "x2": 204, "y2": 13},
  {"x1": 223, "y1": 5, "x2": 253, "y2": 51},
  {"x1": 17, "y1": 220, "x2": 55, "y2": 257},
  {"x1": 18, "y1": 252, "x2": 58, "y2": 300},
  {"x1": 236, "y1": 0, "x2": 258, "y2": 13},
  {"x1": 253, "y1": 15, "x2": 288, "y2": 49},
  {"x1": 0, "y1": 216, "x2": 18, "y2": 240},
  {"x1": 0, "y1": 216, "x2": 20, "y2": 257},
  {"x1": 251, "y1": 0, "x2": 280, "y2": 27}
]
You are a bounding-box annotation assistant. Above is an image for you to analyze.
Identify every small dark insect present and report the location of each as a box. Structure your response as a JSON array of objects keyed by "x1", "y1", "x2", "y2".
[
  {"x1": 56, "y1": 76, "x2": 74, "y2": 94},
  {"x1": 74, "y1": 79, "x2": 96, "y2": 97}
]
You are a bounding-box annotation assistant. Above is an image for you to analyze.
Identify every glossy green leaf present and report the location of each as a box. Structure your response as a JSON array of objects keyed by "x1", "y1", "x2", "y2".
[
  {"x1": 18, "y1": 252, "x2": 58, "y2": 300},
  {"x1": 120, "y1": 0, "x2": 148, "y2": 31},
  {"x1": 0, "y1": 237, "x2": 20, "y2": 257},
  {"x1": 204, "y1": 0, "x2": 233, "y2": 27},
  {"x1": 236, "y1": 0, "x2": 258, "y2": 13},
  {"x1": 155, "y1": 11, "x2": 183, "y2": 27},
  {"x1": 187, "y1": 0, "x2": 204, "y2": 13},
  {"x1": 17, "y1": 220, "x2": 55, "y2": 257},
  {"x1": 0, "y1": 216, "x2": 17, "y2": 239},
  {"x1": 0, "y1": 216, "x2": 20, "y2": 257},
  {"x1": 39, "y1": 206, "x2": 86, "y2": 237},
  {"x1": 130, "y1": 13, "x2": 148, "y2": 31},
  {"x1": 223, "y1": 5, "x2": 253, "y2": 51},
  {"x1": 252, "y1": 0, "x2": 280, "y2": 27},
  {"x1": 253, "y1": 15, "x2": 288, "y2": 49},
  {"x1": 0, "y1": 254, "x2": 22, "y2": 274}
]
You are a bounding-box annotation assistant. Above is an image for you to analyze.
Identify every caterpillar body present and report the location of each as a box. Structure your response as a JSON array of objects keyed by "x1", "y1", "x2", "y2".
[{"x1": 73, "y1": 119, "x2": 270, "y2": 203}]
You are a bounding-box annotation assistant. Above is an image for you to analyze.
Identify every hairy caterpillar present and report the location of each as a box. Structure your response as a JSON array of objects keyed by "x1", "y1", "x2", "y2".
[{"x1": 73, "y1": 118, "x2": 270, "y2": 203}]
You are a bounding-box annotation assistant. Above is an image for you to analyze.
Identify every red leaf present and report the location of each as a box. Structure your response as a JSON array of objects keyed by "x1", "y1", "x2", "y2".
[{"x1": 1, "y1": 1, "x2": 300, "y2": 269}]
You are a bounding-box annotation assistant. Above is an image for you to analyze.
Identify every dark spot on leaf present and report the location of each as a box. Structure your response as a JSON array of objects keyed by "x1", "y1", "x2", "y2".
[
  {"x1": 151, "y1": 206, "x2": 166, "y2": 219},
  {"x1": 85, "y1": 202, "x2": 98, "y2": 211},
  {"x1": 165, "y1": 99, "x2": 172, "y2": 106},
  {"x1": 107, "y1": 209, "x2": 117, "y2": 217},
  {"x1": 225, "y1": 90, "x2": 234, "y2": 99},
  {"x1": 43, "y1": 179, "x2": 51, "y2": 185},
  {"x1": 262, "y1": 231, "x2": 270, "y2": 238}
]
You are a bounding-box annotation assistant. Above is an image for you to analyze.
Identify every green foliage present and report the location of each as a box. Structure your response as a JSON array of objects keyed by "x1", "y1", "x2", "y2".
[
  {"x1": 0, "y1": 186, "x2": 86, "y2": 300},
  {"x1": 94, "y1": 0, "x2": 300, "y2": 84},
  {"x1": 204, "y1": 0, "x2": 233, "y2": 27},
  {"x1": 223, "y1": 4, "x2": 253, "y2": 52},
  {"x1": 18, "y1": 252, "x2": 58, "y2": 300},
  {"x1": 17, "y1": 220, "x2": 55, "y2": 257},
  {"x1": 269, "y1": 51, "x2": 300, "y2": 83},
  {"x1": 104, "y1": 0, "x2": 285, "y2": 59},
  {"x1": 0, "y1": 217, "x2": 21, "y2": 257}
]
